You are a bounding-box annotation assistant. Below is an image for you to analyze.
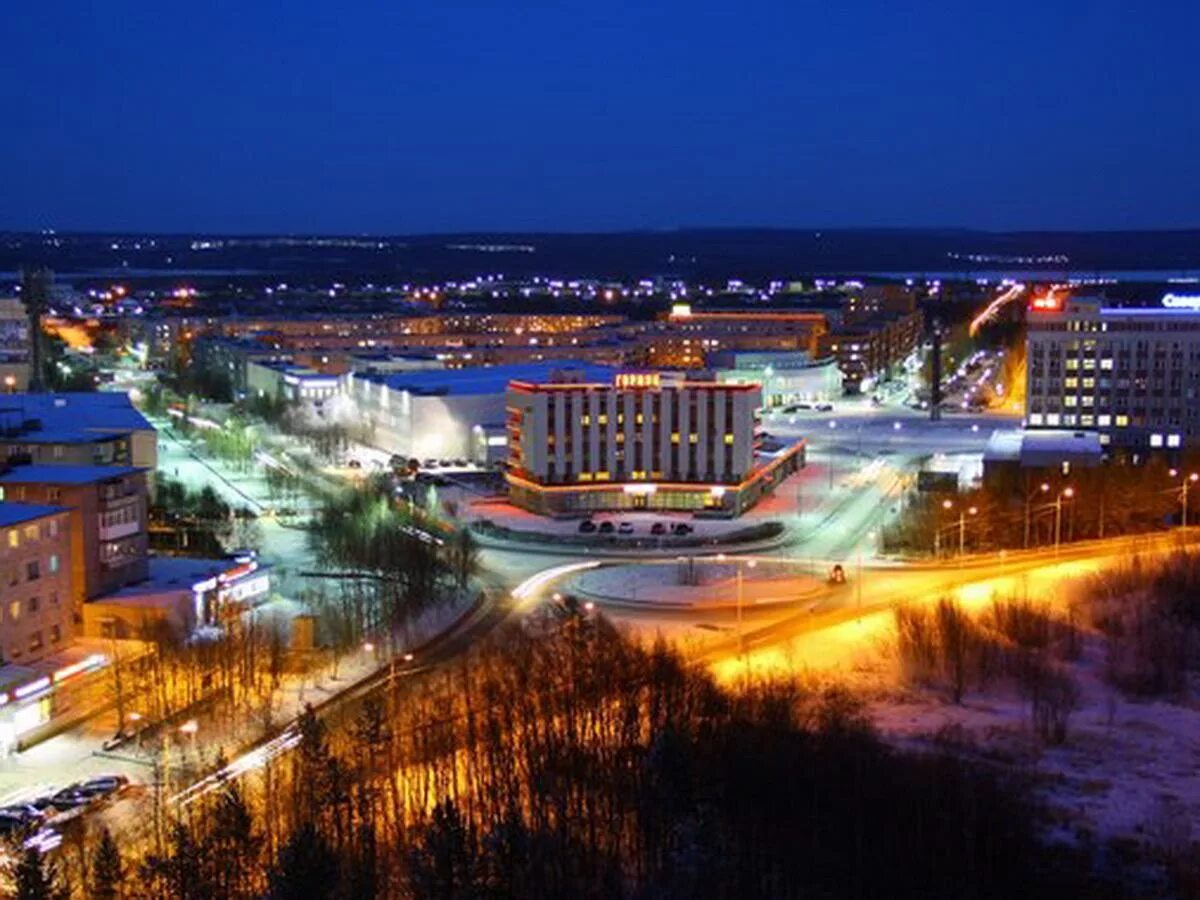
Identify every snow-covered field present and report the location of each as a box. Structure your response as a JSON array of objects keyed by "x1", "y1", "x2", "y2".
[{"x1": 862, "y1": 636, "x2": 1200, "y2": 852}]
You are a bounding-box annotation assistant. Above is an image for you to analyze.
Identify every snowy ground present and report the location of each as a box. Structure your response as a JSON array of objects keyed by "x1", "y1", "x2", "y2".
[{"x1": 864, "y1": 636, "x2": 1200, "y2": 852}]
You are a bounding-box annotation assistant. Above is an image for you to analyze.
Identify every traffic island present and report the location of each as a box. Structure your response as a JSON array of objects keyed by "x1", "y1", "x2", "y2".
[{"x1": 563, "y1": 558, "x2": 828, "y2": 610}]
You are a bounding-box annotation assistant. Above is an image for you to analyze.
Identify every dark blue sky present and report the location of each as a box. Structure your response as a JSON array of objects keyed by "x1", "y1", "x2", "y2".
[{"x1": 3, "y1": 1, "x2": 1198, "y2": 234}]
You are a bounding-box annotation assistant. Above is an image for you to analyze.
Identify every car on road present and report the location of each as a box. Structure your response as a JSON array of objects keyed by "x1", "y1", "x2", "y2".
[
  {"x1": 75, "y1": 775, "x2": 130, "y2": 798},
  {"x1": 650, "y1": 522, "x2": 667, "y2": 535},
  {"x1": 578, "y1": 520, "x2": 597, "y2": 533},
  {"x1": 598, "y1": 521, "x2": 615, "y2": 534},
  {"x1": 617, "y1": 522, "x2": 634, "y2": 535}
]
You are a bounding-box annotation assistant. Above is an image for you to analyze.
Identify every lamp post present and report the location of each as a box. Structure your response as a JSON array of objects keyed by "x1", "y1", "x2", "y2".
[
  {"x1": 1170, "y1": 469, "x2": 1199, "y2": 527},
  {"x1": 1025, "y1": 482, "x2": 1051, "y2": 549},
  {"x1": 856, "y1": 531, "x2": 874, "y2": 612},
  {"x1": 1054, "y1": 487, "x2": 1074, "y2": 557},
  {"x1": 958, "y1": 505, "x2": 978, "y2": 559}
]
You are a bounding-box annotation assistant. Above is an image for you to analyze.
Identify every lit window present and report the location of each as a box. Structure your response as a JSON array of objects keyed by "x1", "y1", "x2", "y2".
[
  {"x1": 1028, "y1": 413, "x2": 1044, "y2": 426},
  {"x1": 8, "y1": 600, "x2": 18, "y2": 621},
  {"x1": 1168, "y1": 434, "x2": 1182, "y2": 448},
  {"x1": 1115, "y1": 415, "x2": 1129, "y2": 427},
  {"x1": 1064, "y1": 396, "x2": 1077, "y2": 407},
  {"x1": 1046, "y1": 413, "x2": 1061, "y2": 426},
  {"x1": 689, "y1": 433, "x2": 699, "y2": 444},
  {"x1": 7, "y1": 531, "x2": 17, "y2": 549},
  {"x1": 1098, "y1": 414, "x2": 1112, "y2": 426},
  {"x1": 724, "y1": 434, "x2": 734, "y2": 444},
  {"x1": 671, "y1": 433, "x2": 680, "y2": 444},
  {"x1": 1150, "y1": 433, "x2": 1164, "y2": 448}
]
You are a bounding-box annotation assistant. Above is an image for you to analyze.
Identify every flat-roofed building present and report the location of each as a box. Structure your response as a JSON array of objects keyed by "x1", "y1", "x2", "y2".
[
  {"x1": 506, "y1": 370, "x2": 804, "y2": 517},
  {"x1": 709, "y1": 350, "x2": 841, "y2": 406},
  {"x1": 349, "y1": 361, "x2": 616, "y2": 463},
  {"x1": 0, "y1": 393, "x2": 157, "y2": 474},
  {"x1": 0, "y1": 503, "x2": 74, "y2": 665},
  {"x1": 1025, "y1": 294, "x2": 1200, "y2": 450}
]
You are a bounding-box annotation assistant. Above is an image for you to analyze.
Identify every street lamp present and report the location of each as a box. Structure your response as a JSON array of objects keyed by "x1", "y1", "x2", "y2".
[
  {"x1": 1172, "y1": 471, "x2": 1199, "y2": 527},
  {"x1": 1053, "y1": 487, "x2": 1074, "y2": 556},
  {"x1": 735, "y1": 558, "x2": 756, "y2": 664}
]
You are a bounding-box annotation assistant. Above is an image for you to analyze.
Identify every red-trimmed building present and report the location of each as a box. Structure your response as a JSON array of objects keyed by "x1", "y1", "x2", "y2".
[{"x1": 505, "y1": 370, "x2": 804, "y2": 517}]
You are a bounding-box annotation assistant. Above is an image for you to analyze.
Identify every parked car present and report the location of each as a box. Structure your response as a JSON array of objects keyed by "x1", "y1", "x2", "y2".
[
  {"x1": 423, "y1": 458, "x2": 439, "y2": 469},
  {"x1": 815, "y1": 402, "x2": 834, "y2": 412},
  {"x1": 796, "y1": 402, "x2": 813, "y2": 410},
  {"x1": 47, "y1": 789, "x2": 91, "y2": 810},
  {"x1": 578, "y1": 520, "x2": 597, "y2": 534},
  {"x1": 671, "y1": 523, "x2": 693, "y2": 535},
  {"x1": 617, "y1": 522, "x2": 634, "y2": 535},
  {"x1": 650, "y1": 522, "x2": 667, "y2": 535},
  {"x1": 598, "y1": 521, "x2": 615, "y2": 534},
  {"x1": 0, "y1": 813, "x2": 28, "y2": 836},
  {"x1": 0, "y1": 805, "x2": 45, "y2": 824},
  {"x1": 453, "y1": 458, "x2": 468, "y2": 468}
]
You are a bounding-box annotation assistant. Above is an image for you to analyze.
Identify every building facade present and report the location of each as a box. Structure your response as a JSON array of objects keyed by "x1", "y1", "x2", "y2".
[
  {"x1": 0, "y1": 466, "x2": 150, "y2": 617},
  {"x1": 349, "y1": 362, "x2": 616, "y2": 463},
  {"x1": 0, "y1": 504, "x2": 74, "y2": 665},
  {"x1": 506, "y1": 371, "x2": 804, "y2": 517},
  {"x1": 1026, "y1": 295, "x2": 1200, "y2": 450}
]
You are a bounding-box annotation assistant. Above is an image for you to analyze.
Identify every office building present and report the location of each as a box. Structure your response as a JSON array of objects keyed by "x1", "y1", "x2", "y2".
[
  {"x1": 1025, "y1": 294, "x2": 1200, "y2": 450},
  {"x1": 506, "y1": 370, "x2": 804, "y2": 517}
]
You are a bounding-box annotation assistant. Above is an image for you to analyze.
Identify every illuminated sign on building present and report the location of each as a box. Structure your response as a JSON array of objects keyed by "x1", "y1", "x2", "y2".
[
  {"x1": 1029, "y1": 293, "x2": 1064, "y2": 312},
  {"x1": 1162, "y1": 293, "x2": 1200, "y2": 310},
  {"x1": 615, "y1": 372, "x2": 661, "y2": 390}
]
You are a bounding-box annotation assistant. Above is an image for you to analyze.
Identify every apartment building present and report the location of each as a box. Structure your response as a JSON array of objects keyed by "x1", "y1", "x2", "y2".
[
  {"x1": 0, "y1": 504, "x2": 73, "y2": 665},
  {"x1": 506, "y1": 370, "x2": 804, "y2": 517},
  {"x1": 0, "y1": 393, "x2": 157, "y2": 473},
  {"x1": 0, "y1": 466, "x2": 149, "y2": 616},
  {"x1": 1025, "y1": 294, "x2": 1200, "y2": 450}
]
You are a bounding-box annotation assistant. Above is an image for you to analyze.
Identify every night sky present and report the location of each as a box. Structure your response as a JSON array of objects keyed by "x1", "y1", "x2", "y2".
[{"x1": 3, "y1": 1, "x2": 1198, "y2": 234}]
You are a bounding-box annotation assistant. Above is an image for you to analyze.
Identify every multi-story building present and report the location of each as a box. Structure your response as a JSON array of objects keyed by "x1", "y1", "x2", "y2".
[
  {"x1": 506, "y1": 370, "x2": 804, "y2": 517},
  {"x1": 0, "y1": 393, "x2": 157, "y2": 474},
  {"x1": 1025, "y1": 294, "x2": 1200, "y2": 450},
  {"x1": 640, "y1": 306, "x2": 828, "y2": 369},
  {"x1": 0, "y1": 503, "x2": 73, "y2": 665},
  {"x1": 0, "y1": 298, "x2": 32, "y2": 392},
  {"x1": 349, "y1": 361, "x2": 616, "y2": 463},
  {"x1": 0, "y1": 466, "x2": 149, "y2": 617}
]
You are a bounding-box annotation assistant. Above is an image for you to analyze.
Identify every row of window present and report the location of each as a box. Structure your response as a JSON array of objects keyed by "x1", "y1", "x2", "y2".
[{"x1": 2, "y1": 519, "x2": 60, "y2": 551}]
